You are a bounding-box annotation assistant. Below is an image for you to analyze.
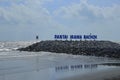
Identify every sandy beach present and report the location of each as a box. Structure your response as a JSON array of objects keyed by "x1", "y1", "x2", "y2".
[{"x1": 61, "y1": 68, "x2": 120, "y2": 80}]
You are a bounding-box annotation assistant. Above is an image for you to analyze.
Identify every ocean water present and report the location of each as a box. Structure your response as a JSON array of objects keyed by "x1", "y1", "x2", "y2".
[{"x1": 0, "y1": 41, "x2": 120, "y2": 80}]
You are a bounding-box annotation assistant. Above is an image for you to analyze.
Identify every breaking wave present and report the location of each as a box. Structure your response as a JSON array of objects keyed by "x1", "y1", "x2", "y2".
[{"x1": 0, "y1": 41, "x2": 34, "y2": 52}]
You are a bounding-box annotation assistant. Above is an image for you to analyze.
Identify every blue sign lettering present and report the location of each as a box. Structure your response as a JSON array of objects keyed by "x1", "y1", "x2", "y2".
[{"x1": 54, "y1": 34, "x2": 97, "y2": 40}]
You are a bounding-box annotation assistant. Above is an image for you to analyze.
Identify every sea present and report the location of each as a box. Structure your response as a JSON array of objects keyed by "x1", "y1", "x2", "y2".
[{"x1": 0, "y1": 41, "x2": 120, "y2": 80}]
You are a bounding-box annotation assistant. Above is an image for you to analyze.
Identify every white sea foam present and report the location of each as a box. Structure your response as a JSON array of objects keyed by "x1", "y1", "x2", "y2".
[{"x1": 0, "y1": 41, "x2": 34, "y2": 52}]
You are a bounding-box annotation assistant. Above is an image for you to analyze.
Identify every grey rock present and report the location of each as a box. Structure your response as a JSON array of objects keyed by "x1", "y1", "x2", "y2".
[{"x1": 18, "y1": 40, "x2": 120, "y2": 58}]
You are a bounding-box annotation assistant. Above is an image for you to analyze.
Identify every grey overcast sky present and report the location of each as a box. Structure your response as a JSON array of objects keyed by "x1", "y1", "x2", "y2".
[{"x1": 0, "y1": 0, "x2": 120, "y2": 41}]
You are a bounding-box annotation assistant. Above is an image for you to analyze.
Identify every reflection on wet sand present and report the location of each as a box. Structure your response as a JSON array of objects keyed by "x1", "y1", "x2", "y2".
[
  {"x1": 55, "y1": 64, "x2": 98, "y2": 72},
  {"x1": 55, "y1": 63, "x2": 120, "y2": 72},
  {"x1": 101, "y1": 63, "x2": 120, "y2": 66},
  {"x1": 0, "y1": 55, "x2": 120, "y2": 80}
]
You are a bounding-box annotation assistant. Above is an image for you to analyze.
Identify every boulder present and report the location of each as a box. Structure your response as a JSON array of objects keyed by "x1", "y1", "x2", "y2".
[{"x1": 18, "y1": 40, "x2": 120, "y2": 58}]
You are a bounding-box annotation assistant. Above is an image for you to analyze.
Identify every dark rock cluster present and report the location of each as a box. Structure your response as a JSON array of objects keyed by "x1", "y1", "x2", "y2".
[{"x1": 18, "y1": 40, "x2": 120, "y2": 58}]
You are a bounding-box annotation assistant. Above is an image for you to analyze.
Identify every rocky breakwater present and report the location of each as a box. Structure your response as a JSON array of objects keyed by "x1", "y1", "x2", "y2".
[{"x1": 18, "y1": 40, "x2": 120, "y2": 58}]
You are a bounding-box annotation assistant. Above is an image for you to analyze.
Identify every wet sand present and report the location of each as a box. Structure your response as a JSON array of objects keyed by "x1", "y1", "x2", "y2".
[
  {"x1": 0, "y1": 51, "x2": 120, "y2": 80},
  {"x1": 104, "y1": 76, "x2": 120, "y2": 80},
  {"x1": 61, "y1": 68, "x2": 120, "y2": 80}
]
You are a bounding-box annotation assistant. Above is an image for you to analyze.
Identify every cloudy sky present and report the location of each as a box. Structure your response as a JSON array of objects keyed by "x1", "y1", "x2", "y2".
[{"x1": 0, "y1": 0, "x2": 120, "y2": 41}]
